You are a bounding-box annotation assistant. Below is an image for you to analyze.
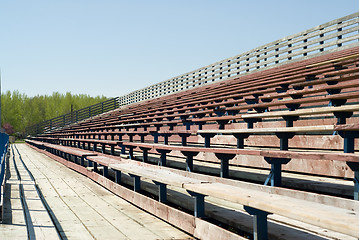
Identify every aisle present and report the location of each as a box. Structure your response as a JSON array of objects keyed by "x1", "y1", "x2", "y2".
[{"x1": 1, "y1": 144, "x2": 191, "y2": 240}]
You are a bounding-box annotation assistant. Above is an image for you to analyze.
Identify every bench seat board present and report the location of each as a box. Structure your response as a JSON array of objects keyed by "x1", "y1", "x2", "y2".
[
  {"x1": 183, "y1": 182, "x2": 359, "y2": 238},
  {"x1": 198, "y1": 125, "x2": 336, "y2": 134},
  {"x1": 241, "y1": 104, "x2": 359, "y2": 119},
  {"x1": 110, "y1": 163, "x2": 204, "y2": 187}
]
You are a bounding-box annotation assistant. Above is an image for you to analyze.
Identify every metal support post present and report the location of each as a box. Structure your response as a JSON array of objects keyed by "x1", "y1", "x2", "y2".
[
  {"x1": 233, "y1": 133, "x2": 250, "y2": 149},
  {"x1": 338, "y1": 131, "x2": 359, "y2": 153},
  {"x1": 157, "y1": 149, "x2": 171, "y2": 166},
  {"x1": 199, "y1": 133, "x2": 216, "y2": 148},
  {"x1": 128, "y1": 134, "x2": 134, "y2": 142},
  {"x1": 151, "y1": 132, "x2": 159, "y2": 143},
  {"x1": 115, "y1": 170, "x2": 121, "y2": 184},
  {"x1": 334, "y1": 111, "x2": 352, "y2": 125},
  {"x1": 215, "y1": 153, "x2": 236, "y2": 178},
  {"x1": 275, "y1": 132, "x2": 295, "y2": 151},
  {"x1": 264, "y1": 157, "x2": 291, "y2": 187},
  {"x1": 161, "y1": 133, "x2": 171, "y2": 145},
  {"x1": 283, "y1": 116, "x2": 299, "y2": 127},
  {"x1": 139, "y1": 134, "x2": 146, "y2": 143},
  {"x1": 244, "y1": 118, "x2": 260, "y2": 129},
  {"x1": 139, "y1": 147, "x2": 149, "y2": 162},
  {"x1": 181, "y1": 151, "x2": 199, "y2": 172},
  {"x1": 121, "y1": 144, "x2": 126, "y2": 155},
  {"x1": 103, "y1": 166, "x2": 108, "y2": 178},
  {"x1": 179, "y1": 133, "x2": 191, "y2": 146},
  {"x1": 187, "y1": 190, "x2": 206, "y2": 218},
  {"x1": 128, "y1": 146, "x2": 134, "y2": 159},
  {"x1": 101, "y1": 144, "x2": 106, "y2": 154},
  {"x1": 347, "y1": 162, "x2": 359, "y2": 200},
  {"x1": 244, "y1": 206, "x2": 270, "y2": 240},
  {"x1": 88, "y1": 159, "x2": 93, "y2": 167},
  {"x1": 153, "y1": 181, "x2": 167, "y2": 203},
  {"x1": 129, "y1": 174, "x2": 141, "y2": 192}
]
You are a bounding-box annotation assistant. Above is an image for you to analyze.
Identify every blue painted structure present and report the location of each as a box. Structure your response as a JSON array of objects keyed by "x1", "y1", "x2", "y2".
[{"x1": 0, "y1": 133, "x2": 9, "y2": 204}]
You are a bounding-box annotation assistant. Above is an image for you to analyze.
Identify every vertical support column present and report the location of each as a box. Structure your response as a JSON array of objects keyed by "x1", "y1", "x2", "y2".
[
  {"x1": 151, "y1": 132, "x2": 159, "y2": 143},
  {"x1": 139, "y1": 147, "x2": 150, "y2": 163},
  {"x1": 214, "y1": 153, "x2": 236, "y2": 178},
  {"x1": 264, "y1": 157, "x2": 291, "y2": 187},
  {"x1": 187, "y1": 191, "x2": 206, "y2": 218},
  {"x1": 101, "y1": 144, "x2": 106, "y2": 154},
  {"x1": 156, "y1": 149, "x2": 171, "y2": 166},
  {"x1": 181, "y1": 151, "x2": 199, "y2": 172},
  {"x1": 114, "y1": 169, "x2": 121, "y2": 184},
  {"x1": 110, "y1": 145, "x2": 115, "y2": 155},
  {"x1": 233, "y1": 133, "x2": 250, "y2": 149},
  {"x1": 128, "y1": 146, "x2": 134, "y2": 159},
  {"x1": 179, "y1": 133, "x2": 191, "y2": 146},
  {"x1": 199, "y1": 133, "x2": 216, "y2": 148},
  {"x1": 243, "y1": 118, "x2": 260, "y2": 129},
  {"x1": 244, "y1": 206, "x2": 271, "y2": 240},
  {"x1": 162, "y1": 133, "x2": 172, "y2": 145},
  {"x1": 128, "y1": 134, "x2": 134, "y2": 142},
  {"x1": 347, "y1": 162, "x2": 359, "y2": 200},
  {"x1": 120, "y1": 144, "x2": 126, "y2": 155},
  {"x1": 334, "y1": 112, "x2": 352, "y2": 125},
  {"x1": 275, "y1": 133, "x2": 295, "y2": 151},
  {"x1": 118, "y1": 133, "x2": 123, "y2": 141},
  {"x1": 129, "y1": 174, "x2": 141, "y2": 192},
  {"x1": 88, "y1": 159, "x2": 93, "y2": 168},
  {"x1": 103, "y1": 166, "x2": 108, "y2": 178},
  {"x1": 283, "y1": 116, "x2": 299, "y2": 127},
  {"x1": 153, "y1": 181, "x2": 167, "y2": 203},
  {"x1": 139, "y1": 133, "x2": 146, "y2": 143},
  {"x1": 339, "y1": 132, "x2": 359, "y2": 160}
]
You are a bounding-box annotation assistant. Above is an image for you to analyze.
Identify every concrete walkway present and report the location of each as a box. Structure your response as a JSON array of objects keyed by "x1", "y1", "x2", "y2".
[{"x1": 0, "y1": 144, "x2": 192, "y2": 240}]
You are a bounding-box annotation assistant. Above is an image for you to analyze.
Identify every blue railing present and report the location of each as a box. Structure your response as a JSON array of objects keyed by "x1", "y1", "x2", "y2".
[{"x1": 0, "y1": 133, "x2": 9, "y2": 205}]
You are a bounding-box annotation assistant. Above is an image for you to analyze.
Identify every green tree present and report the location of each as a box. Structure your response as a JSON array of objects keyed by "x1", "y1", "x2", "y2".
[{"x1": 1, "y1": 91, "x2": 110, "y2": 136}]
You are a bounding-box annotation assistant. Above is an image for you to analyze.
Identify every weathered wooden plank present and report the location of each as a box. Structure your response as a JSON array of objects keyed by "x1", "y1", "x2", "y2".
[
  {"x1": 183, "y1": 182, "x2": 359, "y2": 238},
  {"x1": 16, "y1": 143, "x2": 193, "y2": 240}
]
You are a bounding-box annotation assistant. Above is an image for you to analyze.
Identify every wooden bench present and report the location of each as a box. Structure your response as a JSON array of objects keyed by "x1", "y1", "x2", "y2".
[
  {"x1": 108, "y1": 160, "x2": 359, "y2": 239},
  {"x1": 241, "y1": 104, "x2": 359, "y2": 127},
  {"x1": 27, "y1": 137, "x2": 359, "y2": 239},
  {"x1": 58, "y1": 138, "x2": 121, "y2": 155}
]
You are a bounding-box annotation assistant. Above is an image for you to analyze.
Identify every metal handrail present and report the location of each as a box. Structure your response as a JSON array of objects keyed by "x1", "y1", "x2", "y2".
[
  {"x1": 26, "y1": 97, "x2": 119, "y2": 136},
  {"x1": 0, "y1": 133, "x2": 9, "y2": 218}
]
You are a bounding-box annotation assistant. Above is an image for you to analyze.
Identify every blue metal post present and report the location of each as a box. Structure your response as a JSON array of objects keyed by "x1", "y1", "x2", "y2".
[
  {"x1": 244, "y1": 206, "x2": 270, "y2": 240},
  {"x1": 187, "y1": 190, "x2": 205, "y2": 218},
  {"x1": 129, "y1": 174, "x2": 141, "y2": 192},
  {"x1": 215, "y1": 153, "x2": 236, "y2": 178},
  {"x1": 264, "y1": 157, "x2": 291, "y2": 187},
  {"x1": 347, "y1": 162, "x2": 359, "y2": 200},
  {"x1": 115, "y1": 170, "x2": 121, "y2": 184},
  {"x1": 153, "y1": 181, "x2": 167, "y2": 203}
]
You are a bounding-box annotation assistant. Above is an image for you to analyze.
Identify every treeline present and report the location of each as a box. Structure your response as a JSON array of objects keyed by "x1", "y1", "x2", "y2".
[{"x1": 1, "y1": 90, "x2": 109, "y2": 136}]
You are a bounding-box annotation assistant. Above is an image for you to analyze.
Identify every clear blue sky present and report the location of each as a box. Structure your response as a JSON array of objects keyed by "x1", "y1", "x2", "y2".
[{"x1": 1, "y1": 1, "x2": 358, "y2": 98}]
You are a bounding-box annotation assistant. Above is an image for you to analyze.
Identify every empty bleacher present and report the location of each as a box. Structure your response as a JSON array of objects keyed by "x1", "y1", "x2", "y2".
[{"x1": 26, "y1": 44, "x2": 359, "y2": 239}]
